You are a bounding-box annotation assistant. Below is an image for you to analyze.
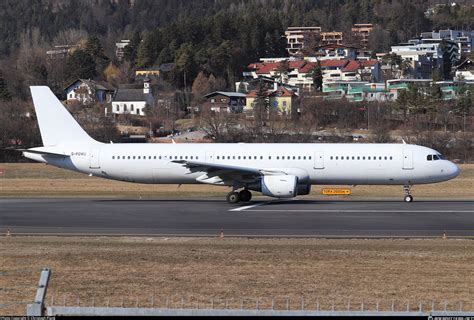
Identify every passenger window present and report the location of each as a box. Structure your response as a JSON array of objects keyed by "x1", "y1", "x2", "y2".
[
  {"x1": 384, "y1": 156, "x2": 387, "y2": 160},
  {"x1": 159, "y1": 156, "x2": 162, "y2": 159},
  {"x1": 357, "y1": 156, "x2": 360, "y2": 160},
  {"x1": 196, "y1": 156, "x2": 199, "y2": 160},
  {"x1": 185, "y1": 156, "x2": 188, "y2": 159},
  {"x1": 112, "y1": 156, "x2": 115, "y2": 159},
  {"x1": 128, "y1": 156, "x2": 130, "y2": 159},
  {"x1": 276, "y1": 156, "x2": 279, "y2": 160},
  {"x1": 174, "y1": 156, "x2": 178, "y2": 159},
  {"x1": 362, "y1": 156, "x2": 365, "y2": 160},
  {"x1": 190, "y1": 156, "x2": 193, "y2": 159},
  {"x1": 123, "y1": 156, "x2": 126, "y2": 159},
  {"x1": 228, "y1": 156, "x2": 230, "y2": 159},
  {"x1": 390, "y1": 156, "x2": 393, "y2": 160},
  {"x1": 243, "y1": 156, "x2": 246, "y2": 160},
  {"x1": 330, "y1": 156, "x2": 333, "y2": 160},
  {"x1": 269, "y1": 156, "x2": 272, "y2": 160},
  {"x1": 309, "y1": 156, "x2": 312, "y2": 160},
  {"x1": 238, "y1": 156, "x2": 241, "y2": 159},
  {"x1": 379, "y1": 156, "x2": 382, "y2": 160},
  {"x1": 260, "y1": 156, "x2": 263, "y2": 160},
  {"x1": 346, "y1": 156, "x2": 349, "y2": 160},
  {"x1": 293, "y1": 156, "x2": 296, "y2": 160},
  {"x1": 368, "y1": 156, "x2": 371, "y2": 160},
  {"x1": 352, "y1": 156, "x2": 354, "y2": 160},
  {"x1": 217, "y1": 156, "x2": 220, "y2": 160},
  {"x1": 298, "y1": 156, "x2": 301, "y2": 160},
  {"x1": 134, "y1": 156, "x2": 137, "y2": 159},
  {"x1": 303, "y1": 156, "x2": 306, "y2": 160},
  {"x1": 335, "y1": 156, "x2": 338, "y2": 160}
]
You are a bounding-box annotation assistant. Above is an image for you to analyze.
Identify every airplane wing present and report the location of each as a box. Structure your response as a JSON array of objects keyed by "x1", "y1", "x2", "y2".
[{"x1": 171, "y1": 160, "x2": 287, "y2": 185}]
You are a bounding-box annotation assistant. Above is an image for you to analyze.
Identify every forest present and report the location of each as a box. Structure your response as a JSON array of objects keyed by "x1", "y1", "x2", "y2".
[{"x1": 0, "y1": 0, "x2": 473, "y2": 99}]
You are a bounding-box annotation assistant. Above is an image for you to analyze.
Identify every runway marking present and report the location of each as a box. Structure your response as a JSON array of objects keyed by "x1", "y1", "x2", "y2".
[
  {"x1": 239, "y1": 209, "x2": 474, "y2": 213},
  {"x1": 230, "y1": 202, "x2": 267, "y2": 212}
]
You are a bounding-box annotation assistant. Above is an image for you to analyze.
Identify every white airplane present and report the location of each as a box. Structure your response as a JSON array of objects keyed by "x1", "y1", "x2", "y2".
[{"x1": 22, "y1": 86, "x2": 460, "y2": 203}]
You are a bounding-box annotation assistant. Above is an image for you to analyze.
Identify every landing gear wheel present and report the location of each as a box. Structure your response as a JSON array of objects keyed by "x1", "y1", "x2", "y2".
[
  {"x1": 403, "y1": 184, "x2": 413, "y2": 202},
  {"x1": 238, "y1": 189, "x2": 252, "y2": 202},
  {"x1": 227, "y1": 191, "x2": 240, "y2": 204}
]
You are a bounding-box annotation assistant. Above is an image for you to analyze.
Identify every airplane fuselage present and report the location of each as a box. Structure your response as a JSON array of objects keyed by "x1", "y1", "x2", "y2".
[{"x1": 25, "y1": 142, "x2": 460, "y2": 186}]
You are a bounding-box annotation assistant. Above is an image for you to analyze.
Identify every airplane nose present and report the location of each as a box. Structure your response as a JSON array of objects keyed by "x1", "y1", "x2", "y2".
[{"x1": 448, "y1": 162, "x2": 461, "y2": 179}]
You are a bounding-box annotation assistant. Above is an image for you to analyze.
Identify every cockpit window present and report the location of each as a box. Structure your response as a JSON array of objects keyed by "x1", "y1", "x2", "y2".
[
  {"x1": 439, "y1": 154, "x2": 446, "y2": 160},
  {"x1": 433, "y1": 154, "x2": 440, "y2": 160},
  {"x1": 427, "y1": 155, "x2": 432, "y2": 161}
]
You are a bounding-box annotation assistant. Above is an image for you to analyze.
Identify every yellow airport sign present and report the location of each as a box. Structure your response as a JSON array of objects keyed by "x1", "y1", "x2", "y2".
[{"x1": 321, "y1": 188, "x2": 352, "y2": 195}]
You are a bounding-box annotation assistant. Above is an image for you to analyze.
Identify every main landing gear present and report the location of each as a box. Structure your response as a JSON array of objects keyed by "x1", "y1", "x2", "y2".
[
  {"x1": 403, "y1": 184, "x2": 413, "y2": 202},
  {"x1": 226, "y1": 189, "x2": 252, "y2": 203}
]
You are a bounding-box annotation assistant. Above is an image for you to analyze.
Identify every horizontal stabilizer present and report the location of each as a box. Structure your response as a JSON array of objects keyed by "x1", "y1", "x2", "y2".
[{"x1": 17, "y1": 148, "x2": 69, "y2": 158}]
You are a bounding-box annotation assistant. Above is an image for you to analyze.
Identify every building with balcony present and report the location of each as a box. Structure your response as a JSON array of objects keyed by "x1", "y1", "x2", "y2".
[
  {"x1": 315, "y1": 44, "x2": 357, "y2": 60},
  {"x1": 351, "y1": 24, "x2": 374, "y2": 49},
  {"x1": 320, "y1": 31, "x2": 343, "y2": 46},
  {"x1": 203, "y1": 91, "x2": 246, "y2": 113},
  {"x1": 421, "y1": 29, "x2": 473, "y2": 56},
  {"x1": 285, "y1": 26, "x2": 322, "y2": 56}
]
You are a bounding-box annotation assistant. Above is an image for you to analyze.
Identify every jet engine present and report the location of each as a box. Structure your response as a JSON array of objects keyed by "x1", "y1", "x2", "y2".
[{"x1": 261, "y1": 175, "x2": 298, "y2": 198}]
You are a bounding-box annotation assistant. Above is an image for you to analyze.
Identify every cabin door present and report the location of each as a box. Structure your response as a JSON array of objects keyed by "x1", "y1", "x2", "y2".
[
  {"x1": 402, "y1": 149, "x2": 413, "y2": 170},
  {"x1": 89, "y1": 148, "x2": 101, "y2": 169},
  {"x1": 313, "y1": 151, "x2": 324, "y2": 169}
]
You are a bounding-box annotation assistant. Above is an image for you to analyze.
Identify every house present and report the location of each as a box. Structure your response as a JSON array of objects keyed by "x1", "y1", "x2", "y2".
[
  {"x1": 111, "y1": 79, "x2": 154, "y2": 116},
  {"x1": 421, "y1": 29, "x2": 473, "y2": 55},
  {"x1": 455, "y1": 58, "x2": 474, "y2": 80},
  {"x1": 320, "y1": 31, "x2": 343, "y2": 46},
  {"x1": 115, "y1": 40, "x2": 130, "y2": 61},
  {"x1": 244, "y1": 60, "x2": 316, "y2": 91},
  {"x1": 351, "y1": 24, "x2": 374, "y2": 49},
  {"x1": 235, "y1": 76, "x2": 299, "y2": 96},
  {"x1": 315, "y1": 44, "x2": 357, "y2": 60},
  {"x1": 320, "y1": 59, "x2": 381, "y2": 84},
  {"x1": 203, "y1": 91, "x2": 246, "y2": 113},
  {"x1": 135, "y1": 68, "x2": 160, "y2": 79},
  {"x1": 245, "y1": 86, "x2": 298, "y2": 115},
  {"x1": 285, "y1": 26, "x2": 322, "y2": 56},
  {"x1": 64, "y1": 79, "x2": 115, "y2": 105}
]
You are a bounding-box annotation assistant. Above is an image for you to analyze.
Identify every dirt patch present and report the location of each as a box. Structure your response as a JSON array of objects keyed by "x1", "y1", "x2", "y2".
[{"x1": 0, "y1": 237, "x2": 473, "y2": 314}]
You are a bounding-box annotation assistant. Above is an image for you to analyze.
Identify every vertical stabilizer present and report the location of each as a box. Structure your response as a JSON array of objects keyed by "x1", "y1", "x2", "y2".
[{"x1": 30, "y1": 86, "x2": 97, "y2": 146}]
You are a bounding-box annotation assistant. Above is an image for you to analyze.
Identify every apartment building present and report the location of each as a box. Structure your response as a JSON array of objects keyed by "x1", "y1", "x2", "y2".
[
  {"x1": 285, "y1": 26, "x2": 322, "y2": 56},
  {"x1": 351, "y1": 23, "x2": 374, "y2": 49}
]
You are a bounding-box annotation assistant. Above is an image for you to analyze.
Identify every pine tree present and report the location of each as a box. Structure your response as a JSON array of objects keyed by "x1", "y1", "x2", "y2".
[{"x1": 0, "y1": 70, "x2": 11, "y2": 101}]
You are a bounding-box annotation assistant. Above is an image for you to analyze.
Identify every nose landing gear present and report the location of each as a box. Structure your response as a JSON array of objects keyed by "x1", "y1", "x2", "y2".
[
  {"x1": 226, "y1": 189, "x2": 252, "y2": 203},
  {"x1": 403, "y1": 185, "x2": 413, "y2": 202}
]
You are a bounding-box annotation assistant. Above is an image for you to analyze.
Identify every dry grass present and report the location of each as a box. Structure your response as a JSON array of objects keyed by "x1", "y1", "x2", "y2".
[
  {"x1": 0, "y1": 237, "x2": 473, "y2": 315},
  {"x1": 0, "y1": 163, "x2": 473, "y2": 199}
]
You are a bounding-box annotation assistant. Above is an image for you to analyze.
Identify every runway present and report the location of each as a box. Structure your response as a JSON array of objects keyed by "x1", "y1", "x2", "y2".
[{"x1": 0, "y1": 198, "x2": 473, "y2": 237}]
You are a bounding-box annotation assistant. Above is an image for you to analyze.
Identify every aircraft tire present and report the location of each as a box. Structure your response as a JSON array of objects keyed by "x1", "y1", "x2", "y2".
[
  {"x1": 404, "y1": 195, "x2": 413, "y2": 202},
  {"x1": 227, "y1": 191, "x2": 240, "y2": 204},
  {"x1": 238, "y1": 190, "x2": 252, "y2": 202}
]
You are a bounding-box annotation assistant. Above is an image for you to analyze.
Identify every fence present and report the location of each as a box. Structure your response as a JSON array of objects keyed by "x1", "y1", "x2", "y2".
[{"x1": 18, "y1": 268, "x2": 473, "y2": 317}]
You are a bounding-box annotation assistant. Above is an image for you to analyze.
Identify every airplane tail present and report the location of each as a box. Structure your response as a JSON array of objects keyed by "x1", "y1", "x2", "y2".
[{"x1": 30, "y1": 86, "x2": 98, "y2": 146}]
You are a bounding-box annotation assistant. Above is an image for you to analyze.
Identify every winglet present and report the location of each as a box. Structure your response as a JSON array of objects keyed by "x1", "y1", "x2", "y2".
[{"x1": 402, "y1": 139, "x2": 407, "y2": 144}]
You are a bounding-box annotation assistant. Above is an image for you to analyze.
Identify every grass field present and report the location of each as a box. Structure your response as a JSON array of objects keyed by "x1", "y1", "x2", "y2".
[
  {"x1": 1, "y1": 237, "x2": 473, "y2": 315},
  {"x1": 0, "y1": 163, "x2": 473, "y2": 199}
]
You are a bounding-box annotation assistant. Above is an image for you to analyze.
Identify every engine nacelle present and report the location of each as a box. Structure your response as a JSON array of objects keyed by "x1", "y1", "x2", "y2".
[
  {"x1": 261, "y1": 175, "x2": 298, "y2": 198},
  {"x1": 296, "y1": 184, "x2": 311, "y2": 195}
]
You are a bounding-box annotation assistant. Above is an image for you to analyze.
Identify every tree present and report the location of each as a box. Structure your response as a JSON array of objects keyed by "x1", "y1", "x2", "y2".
[
  {"x1": 275, "y1": 60, "x2": 289, "y2": 83},
  {"x1": 253, "y1": 79, "x2": 269, "y2": 132},
  {"x1": 84, "y1": 36, "x2": 109, "y2": 74},
  {"x1": 66, "y1": 49, "x2": 96, "y2": 80},
  {"x1": 123, "y1": 32, "x2": 141, "y2": 65},
  {"x1": 306, "y1": 62, "x2": 323, "y2": 91},
  {"x1": 0, "y1": 70, "x2": 11, "y2": 100},
  {"x1": 191, "y1": 71, "x2": 212, "y2": 104}
]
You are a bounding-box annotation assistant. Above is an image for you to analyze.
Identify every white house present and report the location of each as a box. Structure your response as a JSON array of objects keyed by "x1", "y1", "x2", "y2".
[
  {"x1": 455, "y1": 58, "x2": 474, "y2": 81},
  {"x1": 111, "y1": 79, "x2": 154, "y2": 116},
  {"x1": 64, "y1": 79, "x2": 115, "y2": 105}
]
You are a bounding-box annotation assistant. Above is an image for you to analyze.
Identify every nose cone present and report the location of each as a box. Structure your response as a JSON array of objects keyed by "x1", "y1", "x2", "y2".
[{"x1": 447, "y1": 162, "x2": 461, "y2": 179}]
